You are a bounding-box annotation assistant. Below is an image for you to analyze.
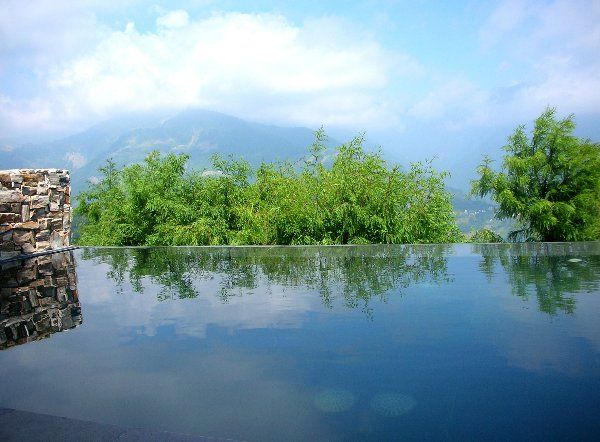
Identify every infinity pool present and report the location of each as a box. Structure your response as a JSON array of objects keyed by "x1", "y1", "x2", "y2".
[{"x1": 1, "y1": 243, "x2": 599, "y2": 440}]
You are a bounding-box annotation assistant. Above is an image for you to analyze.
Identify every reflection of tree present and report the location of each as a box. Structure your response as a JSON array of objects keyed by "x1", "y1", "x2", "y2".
[
  {"x1": 473, "y1": 243, "x2": 600, "y2": 315},
  {"x1": 82, "y1": 248, "x2": 203, "y2": 301},
  {"x1": 82, "y1": 245, "x2": 452, "y2": 315}
]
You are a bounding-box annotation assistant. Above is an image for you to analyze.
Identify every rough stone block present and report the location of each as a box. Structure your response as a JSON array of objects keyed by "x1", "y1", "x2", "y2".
[
  {"x1": 18, "y1": 221, "x2": 39, "y2": 230},
  {"x1": 50, "y1": 231, "x2": 67, "y2": 248},
  {"x1": 30, "y1": 194, "x2": 49, "y2": 209},
  {"x1": 1, "y1": 169, "x2": 71, "y2": 256},
  {"x1": 0, "y1": 213, "x2": 20, "y2": 224},
  {"x1": 35, "y1": 241, "x2": 51, "y2": 251},
  {"x1": 0, "y1": 191, "x2": 22, "y2": 203},
  {"x1": 21, "y1": 204, "x2": 30, "y2": 221},
  {"x1": 38, "y1": 218, "x2": 50, "y2": 230},
  {"x1": 9, "y1": 174, "x2": 23, "y2": 184},
  {"x1": 0, "y1": 240, "x2": 16, "y2": 251},
  {"x1": 51, "y1": 218, "x2": 62, "y2": 230},
  {"x1": 35, "y1": 230, "x2": 50, "y2": 242},
  {"x1": 48, "y1": 173, "x2": 60, "y2": 187},
  {"x1": 31, "y1": 207, "x2": 48, "y2": 220},
  {"x1": 21, "y1": 242, "x2": 35, "y2": 254},
  {"x1": 13, "y1": 230, "x2": 33, "y2": 245}
]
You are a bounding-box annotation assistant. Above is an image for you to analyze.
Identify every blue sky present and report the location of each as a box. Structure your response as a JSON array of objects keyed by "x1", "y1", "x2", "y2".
[{"x1": 1, "y1": 0, "x2": 599, "y2": 184}]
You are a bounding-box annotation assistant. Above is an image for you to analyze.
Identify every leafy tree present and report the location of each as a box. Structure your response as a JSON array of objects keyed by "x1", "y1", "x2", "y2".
[
  {"x1": 469, "y1": 228, "x2": 504, "y2": 243},
  {"x1": 75, "y1": 130, "x2": 463, "y2": 245},
  {"x1": 472, "y1": 107, "x2": 600, "y2": 241}
]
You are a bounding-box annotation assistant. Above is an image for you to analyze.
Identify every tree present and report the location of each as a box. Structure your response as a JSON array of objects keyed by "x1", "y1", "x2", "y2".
[
  {"x1": 469, "y1": 228, "x2": 503, "y2": 243},
  {"x1": 75, "y1": 130, "x2": 463, "y2": 246},
  {"x1": 471, "y1": 107, "x2": 600, "y2": 241}
]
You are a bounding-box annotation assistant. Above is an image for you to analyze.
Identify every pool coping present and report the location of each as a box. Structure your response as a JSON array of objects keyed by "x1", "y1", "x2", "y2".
[{"x1": 0, "y1": 246, "x2": 80, "y2": 265}]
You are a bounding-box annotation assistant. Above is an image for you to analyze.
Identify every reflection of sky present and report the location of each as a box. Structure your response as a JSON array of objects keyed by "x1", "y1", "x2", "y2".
[{"x1": 0, "y1": 247, "x2": 599, "y2": 440}]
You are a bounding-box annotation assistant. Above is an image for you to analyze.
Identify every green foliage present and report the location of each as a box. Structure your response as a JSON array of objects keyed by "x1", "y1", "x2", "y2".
[
  {"x1": 76, "y1": 130, "x2": 462, "y2": 245},
  {"x1": 472, "y1": 107, "x2": 600, "y2": 241},
  {"x1": 468, "y1": 228, "x2": 504, "y2": 243}
]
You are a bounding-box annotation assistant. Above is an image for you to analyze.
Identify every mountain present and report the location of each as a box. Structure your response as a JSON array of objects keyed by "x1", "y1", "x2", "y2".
[
  {"x1": 2, "y1": 108, "x2": 514, "y2": 236},
  {"x1": 1, "y1": 109, "x2": 329, "y2": 194}
]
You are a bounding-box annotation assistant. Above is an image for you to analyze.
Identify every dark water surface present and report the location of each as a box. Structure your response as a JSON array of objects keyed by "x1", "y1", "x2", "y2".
[{"x1": 1, "y1": 243, "x2": 600, "y2": 441}]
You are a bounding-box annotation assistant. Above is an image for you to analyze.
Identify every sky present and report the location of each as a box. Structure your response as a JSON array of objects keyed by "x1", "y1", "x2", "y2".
[{"x1": 1, "y1": 0, "x2": 599, "y2": 182}]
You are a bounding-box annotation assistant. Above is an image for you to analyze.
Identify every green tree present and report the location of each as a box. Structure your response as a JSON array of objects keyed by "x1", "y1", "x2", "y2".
[
  {"x1": 472, "y1": 107, "x2": 600, "y2": 241},
  {"x1": 469, "y1": 228, "x2": 503, "y2": 243},
  {"x1": 75, "y1": 130, "x2": 463, "y2": 245}
]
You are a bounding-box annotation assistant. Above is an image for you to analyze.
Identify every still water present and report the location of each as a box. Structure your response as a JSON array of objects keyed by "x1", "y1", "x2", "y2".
[{"x1": 1, "y1": 243, "x2": 600, "y2": 440}]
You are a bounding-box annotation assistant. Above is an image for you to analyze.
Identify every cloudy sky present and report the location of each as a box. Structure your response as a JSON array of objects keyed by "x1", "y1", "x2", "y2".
[{"x1": 1, "y1": 0, "x2": 599, "y2": 173}]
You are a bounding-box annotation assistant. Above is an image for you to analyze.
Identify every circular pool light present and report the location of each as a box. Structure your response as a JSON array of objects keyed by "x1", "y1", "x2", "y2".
[
  {"x1": 370, "y1": 392, "x2": 416, "y2": 417},
  {"x1": 314, "y1": 389, "x2": 357, "y2": 413}
]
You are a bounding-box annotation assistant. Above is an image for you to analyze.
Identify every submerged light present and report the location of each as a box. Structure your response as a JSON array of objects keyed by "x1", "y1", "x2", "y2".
[{"x1": 314, "y1": 389, "x2": 357, "y2": 413}]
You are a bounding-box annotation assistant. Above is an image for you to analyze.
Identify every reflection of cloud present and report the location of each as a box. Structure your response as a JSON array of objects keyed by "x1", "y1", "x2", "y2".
[
  {"x1": 1, "y1": 338, "x2": 330, "y2": 440},
  {"x1": 1, "y1": 246, "x2": 599, "y2": 439},
  {"x1": 487, "y1": 273, "x2": 600, "y2": 376},
  {"x1": 79, "y1": 261, "x2": 323, "y2": 339}
]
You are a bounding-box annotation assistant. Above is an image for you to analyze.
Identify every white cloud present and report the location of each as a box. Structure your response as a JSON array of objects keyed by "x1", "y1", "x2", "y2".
[
  {"x1": 418, "y1": 0, "x2": 600, "y2": 129},
  {"x1": 1, "y1": 10, "x2": 413, "y2": 135},
  {"x1": 408, "y1": 79, "x2": 489, "y2": 120},
  {"x1": 156, "y1": 9, "x2": 190, "y2": 29},
  {"x1": 0, "y1": 0, "x2": 114, "y2": 67},
  {"x1": 479, "y1": 0, "x2": 531, "y2": 49},
  {"x1": 487, "y1": 1, "x2": 600, "y2": 106},
  {"x1": 2, "y1": 1, "x2": 599, "y2": 140}
]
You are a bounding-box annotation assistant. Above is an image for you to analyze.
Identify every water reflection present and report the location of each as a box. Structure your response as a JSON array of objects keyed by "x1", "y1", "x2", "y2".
[
  {"x1": 82, "y1": 245, "x2": 452, "y2": 316},
  {"x1": 82, "y1": 243, "x2": 600, "y2": 317},
  {"x1": 1, "y1": 244, "x2": 599, "y2": 440},
  {"x1": 0, "y1": 251, "x2": 81, "y2": 350},
  {"x1": 473, "y1": 242, "x2": 600, "y2": 315}
]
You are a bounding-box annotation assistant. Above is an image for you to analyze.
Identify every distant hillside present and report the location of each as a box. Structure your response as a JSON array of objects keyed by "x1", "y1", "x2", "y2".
[
  {"x1": 450, "y1": 187, "x2": 515, "y2": 238},
  {"x1": 1, "y1": 109, "x2": 516, "y2": 237},
  {"x1": 1, "y1": 109, "x2": 332, "y2": 194}
]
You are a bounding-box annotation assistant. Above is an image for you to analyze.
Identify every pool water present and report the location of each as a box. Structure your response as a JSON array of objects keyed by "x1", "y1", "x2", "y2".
[{"x1": 1, "y1": 243, "x2": 599, "y2": 440}]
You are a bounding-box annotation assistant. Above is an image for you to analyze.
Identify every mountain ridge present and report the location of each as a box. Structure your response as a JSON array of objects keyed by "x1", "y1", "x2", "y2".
[{"x1": 1, "y1": 109, "x2": 333, "y2": 194}]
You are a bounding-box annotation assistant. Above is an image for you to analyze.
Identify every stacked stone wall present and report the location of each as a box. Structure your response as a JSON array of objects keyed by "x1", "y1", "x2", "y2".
[
  {"x1": 0, "y1": 251, "x2": 81, "y2": 350},
  {"x1": 0, "y1": 169, "x2": 71, "y2": 259}
]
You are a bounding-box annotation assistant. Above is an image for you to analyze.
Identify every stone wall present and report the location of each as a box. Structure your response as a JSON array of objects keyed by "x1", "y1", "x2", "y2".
[
  {"x1": 0, "y1": 250, "x2": 81, "y2": 350},
  {"x1": 0, "y1": 169, "x2": 71, "y2": 259}
]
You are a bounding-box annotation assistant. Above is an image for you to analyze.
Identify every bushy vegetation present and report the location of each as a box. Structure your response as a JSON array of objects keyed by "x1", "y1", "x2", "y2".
[
  {"x1": 472, "y1": 108, "x2": 600, "y2": 241},
  {"x1": 75, "y1": 130, "x2": 462, "y2": 245},
  {"x1": 468, "y1": 228, "x2": 504, "y2": 243}
]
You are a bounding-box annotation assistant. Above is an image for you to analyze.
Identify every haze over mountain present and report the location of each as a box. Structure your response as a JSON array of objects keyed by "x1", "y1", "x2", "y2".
[
  {"x1": 0, "y1": 109, "x2": 338, "y2": 194},
  {"x1": 2, "y1": 106, "x2": 527, "y2": 234}
]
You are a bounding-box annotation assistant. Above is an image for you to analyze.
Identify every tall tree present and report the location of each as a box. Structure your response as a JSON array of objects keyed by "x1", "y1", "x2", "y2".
[{"x1": 472, "y1": 108, "x2": 600, "y2": 241}]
